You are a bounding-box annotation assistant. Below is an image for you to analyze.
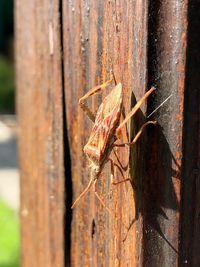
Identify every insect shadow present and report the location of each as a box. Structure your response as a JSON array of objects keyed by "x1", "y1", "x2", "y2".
[{"x1": 120, "y1": 92, "x2": 180, "y2": 254}]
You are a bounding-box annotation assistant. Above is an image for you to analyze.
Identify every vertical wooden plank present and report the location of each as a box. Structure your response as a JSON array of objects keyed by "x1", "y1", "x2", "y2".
[
  {"x1": 63, "y1": 0, "x2": 149, "y2": 266},
  {"x1": 15, "y1": 1, "x2": 65, "y2": 266},
  {"x1": 63, "y1": 0, "x2": 195, "y2": 266},
  {"x1": 144, "y1": 0, "x2": 188, "y2": 266}
]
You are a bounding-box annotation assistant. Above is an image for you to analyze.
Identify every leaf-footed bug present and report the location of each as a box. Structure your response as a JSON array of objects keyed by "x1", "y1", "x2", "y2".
[{"x1": 71, "y1": 72, "x2": 156, "y2": 210}]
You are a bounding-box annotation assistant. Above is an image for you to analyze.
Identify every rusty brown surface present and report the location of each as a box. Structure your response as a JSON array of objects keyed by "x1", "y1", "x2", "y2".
[
  {"x1": 63, "y1": 1, "x2": 149, "y2": 266},
  {"x1": 16, "y1": 1, "x2": 65, "y2": 266},
  {"x1": 16, "y1": 0, "x2": 200, "y2": 266},
  {"x1": 63, "y1": 0, "x2": 192, "y2": 266}
]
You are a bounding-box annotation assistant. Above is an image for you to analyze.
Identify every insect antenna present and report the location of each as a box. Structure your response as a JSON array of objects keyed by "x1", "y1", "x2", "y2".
[
  {"x1": 112, "y1": 70, "x2": 117, "y2": 85},
  {"x1": 147, "y1": 94, "x2": 173, "y2": 118}
]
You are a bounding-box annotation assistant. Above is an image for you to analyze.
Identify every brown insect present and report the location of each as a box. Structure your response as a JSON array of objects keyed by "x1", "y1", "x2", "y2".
[{"x1": 71, "y1": 73, "x2": 156, "y2": 209}]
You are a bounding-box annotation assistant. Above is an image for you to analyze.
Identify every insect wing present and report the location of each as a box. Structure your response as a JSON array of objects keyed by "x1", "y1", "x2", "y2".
[{"x1": 84, "y1": 83, "x2": 122, "y2": 162}]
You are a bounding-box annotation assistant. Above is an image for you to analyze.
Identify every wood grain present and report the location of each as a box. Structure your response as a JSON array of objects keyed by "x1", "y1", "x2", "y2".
[
  {"x1": 16, "y1": 0, "x2": 200, "y2": 266},
  {"x1": 63, "y1": 1, "x2": 149, "y2": 266},
  {"x1": 16, "y1": 1, "x2": 65, "y2": 266},
  {"x1": 63, "y1": 0, "x2": 189, "y2": 266}
]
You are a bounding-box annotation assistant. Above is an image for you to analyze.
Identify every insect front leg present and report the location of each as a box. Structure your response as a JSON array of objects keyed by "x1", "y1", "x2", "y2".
[{"x1": 79, "y1": 76, "x2": 113, "y2": 122}]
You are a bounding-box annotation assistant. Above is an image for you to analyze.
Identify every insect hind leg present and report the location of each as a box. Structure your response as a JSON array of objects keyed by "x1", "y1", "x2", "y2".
[{"x1": 93, "y1": 179, "x2": 113, "y2": 216}]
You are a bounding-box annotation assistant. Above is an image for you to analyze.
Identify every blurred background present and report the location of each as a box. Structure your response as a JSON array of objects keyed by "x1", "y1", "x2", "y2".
[{"x1": 0, "y1": 0, "x2": 20, "y2": 266}]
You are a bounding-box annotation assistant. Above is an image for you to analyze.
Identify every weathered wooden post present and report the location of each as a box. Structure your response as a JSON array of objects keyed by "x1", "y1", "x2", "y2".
[
  {"x1": 16, "y1": 1, "x2": 65, "y2": 266},
  {"x1": 16, "y1": 1, "x2": 200, "y2": 266}
]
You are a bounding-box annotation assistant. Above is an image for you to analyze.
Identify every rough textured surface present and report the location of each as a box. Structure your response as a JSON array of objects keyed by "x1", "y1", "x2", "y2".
[
  {"x1": 144, "y1": 1, "x2": 188, "y2": 266},
  {"x1": 16, "y1": 1, "x2": 65, "y2": 267},
  {"x1": 63, "y1": 1, "x2": 150, "y2": 266},
  {"x1": 16, "y1": 0, "x2": 200, "y2": 266},
  {"x1": 63, "y1": 0, "x2": 189, "y2": 266}
]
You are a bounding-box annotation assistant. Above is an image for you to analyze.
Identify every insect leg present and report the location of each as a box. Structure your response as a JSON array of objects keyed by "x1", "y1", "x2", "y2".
[
  {"x1": 116, "y1": 87, "x2": 155, "y2": 138},
  {"x1": 108, "y1": 158, "x2": 131, "y2": 186},
  {"x1": 93, "y1": 179, "x2": 113, "y2": 215},
  {"x1": 129, "y1": 120, "x2": 156, "y2": 146},
  {"x1": 114, "y1": 121, "x2": 157, "y2": 147},
  {"x1": 94, "y1": 179, "x2": 129, "y2": 231},
  {"x1": 79, "y1": 78, "x2": 113, "y2": 122}
]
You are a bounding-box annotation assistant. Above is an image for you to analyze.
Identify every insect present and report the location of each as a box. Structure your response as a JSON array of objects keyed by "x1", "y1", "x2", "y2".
[{"x1": 71, "y1": 72, "x2": 156, "y2": 209}]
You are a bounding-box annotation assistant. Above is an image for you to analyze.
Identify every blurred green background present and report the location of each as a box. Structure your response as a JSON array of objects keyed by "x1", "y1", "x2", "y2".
[
  {"x1": 0, "y1": 0, "x2": 19, "y2": 267},
  {"x1": 0, "y1": 200, "x2": 19, "y2": 267}
]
